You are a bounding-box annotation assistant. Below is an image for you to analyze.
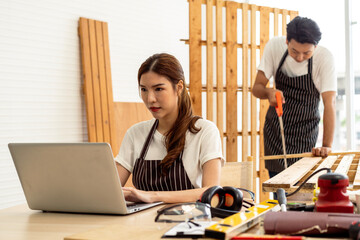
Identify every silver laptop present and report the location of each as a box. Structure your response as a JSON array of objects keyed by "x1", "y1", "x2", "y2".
[{"x1": 8, "y1": 142, "x2": 162, "y2": 215}]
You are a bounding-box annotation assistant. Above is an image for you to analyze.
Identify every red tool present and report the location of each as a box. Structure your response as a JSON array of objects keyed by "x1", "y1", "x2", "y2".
[
  {"x1": 275, "y1": 91, "x2": 287, "y2": 168},
  {"x1": 315, "y1": 172, "x2": 354, "y2": 213}
]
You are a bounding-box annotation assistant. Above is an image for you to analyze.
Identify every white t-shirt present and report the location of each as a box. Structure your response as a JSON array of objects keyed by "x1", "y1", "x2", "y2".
[
  {"x1": 257, "y1": 36, "x2": 337, "y2": 93},
  {"x1": 115, "y1": 118, "x2": 225, "y2": 188}
]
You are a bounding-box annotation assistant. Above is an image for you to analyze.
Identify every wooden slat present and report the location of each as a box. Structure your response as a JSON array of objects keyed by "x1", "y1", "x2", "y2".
[
  {"x1": 88, "y1": 19, "x2": 104, "y2": 142},
  {"x1": 304, "y1": 155, "x2": 339, "y2": 188},
  {"x1": 259, "y1": 6, "x2": 270, "y2": 201},
  {"x1": 263, "y1": 151, "x2": 360, "y2": 160},
  {"x1": 242, "y1": 3, "x2": 249, "y2": 162},
  {"x1": 263, "y1": 157, "x2": 322, "y2": 190},
  {"x1": 189, "y1": 0, "x2": 202, "y2": 115},
  {"x1": 282, "y1": 9, "x2": 288, "y2": 36},
  {"x1": 79, "y1": 18, "x2": 96, "y2": 142},
  {"x1": 250, "y1": 4, "x2": 257, "y2": 190},
  {"x1": 102, "y1": 21, "x2": 117, "y2": 153},
  {"x1": 353, "y1": 161, "x2": 360, "y2": 189},
  {"x1": 335, "y1": 154, "x2": 355, "y2": 175},
  {"x1": 225, "y1": 1, "x2": 238, "y2": 162},
  {"x1": 95, "y1": 21, "x2": 110, "y2": 144},
  {"x1": 216, "y1": 0, "x2": 224, "y2": 138},
  {"x1": 274, "y1": 8, "x2": 279, "y2": 36},
  {"x1": 206, "y1": 0, "x2": 214, "y2": 121},
  {"x1": 289, "y1": 11, "x2": 298, "y2": 20}
]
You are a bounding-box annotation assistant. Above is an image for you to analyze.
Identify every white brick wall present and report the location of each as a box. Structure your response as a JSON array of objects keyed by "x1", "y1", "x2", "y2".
[{"x1": 0, "y1": 0, "x2": 189, "y2": 209}]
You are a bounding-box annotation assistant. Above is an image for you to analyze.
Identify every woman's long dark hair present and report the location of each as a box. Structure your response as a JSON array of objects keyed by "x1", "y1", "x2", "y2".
[{"x1": 138, "y1": 53, "x2": 201, "y2": 174}]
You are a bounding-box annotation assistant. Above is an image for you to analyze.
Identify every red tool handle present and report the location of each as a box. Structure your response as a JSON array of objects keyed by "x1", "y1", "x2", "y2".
[{"x1": 275, "y1": 91, "x2": 283, "y2": 117}]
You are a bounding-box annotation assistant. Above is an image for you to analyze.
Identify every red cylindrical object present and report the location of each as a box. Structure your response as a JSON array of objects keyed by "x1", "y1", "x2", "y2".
[{"x1": 315, "y1": 172, "x2": 353, "y2": 213}]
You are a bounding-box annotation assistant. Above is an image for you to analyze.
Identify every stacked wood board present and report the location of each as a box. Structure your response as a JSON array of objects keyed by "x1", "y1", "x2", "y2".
[{"x1": 262, "y1": 152, "x2": 360, "y2": 193}]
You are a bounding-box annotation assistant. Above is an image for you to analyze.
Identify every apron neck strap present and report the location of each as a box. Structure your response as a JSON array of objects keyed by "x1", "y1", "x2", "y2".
[{"x1": 139, "y1": 119, "x2": 159, "y2": 160}]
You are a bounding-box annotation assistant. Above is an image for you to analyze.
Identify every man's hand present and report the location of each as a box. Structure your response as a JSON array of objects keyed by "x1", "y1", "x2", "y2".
[{"x1": 312, "y1": 147, "x2": 332, "y2": 157}]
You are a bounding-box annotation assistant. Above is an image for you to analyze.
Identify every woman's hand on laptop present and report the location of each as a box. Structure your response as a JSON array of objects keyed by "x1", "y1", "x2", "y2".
[{"x1": 122, "y1": 187, "x2": 155, "y2": 203}]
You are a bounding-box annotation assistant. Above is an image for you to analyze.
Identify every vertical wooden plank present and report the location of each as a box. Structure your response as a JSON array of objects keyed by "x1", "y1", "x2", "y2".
[
  {"x1": 289, "y1": 11, "x2": 298, "y2": 20},
  {"x1": 250, "y1": 4, "x2": 257, "y2": 190},
  {"x1": 282, "y1": 9, "x2": 288, "y2": 36},
  {"x1": 226, "y1": 1, "x2": 237, "y2": 162},
  {"x1": 259, "y1": 6, "x2": 270, "y2": 201},
  {"x1": 95, "y1": 21, "x2": 110, "y2": 144},
  {"x1": 216, "y1": 0, "x2": 224, "y2": 139},
  {"x1": 79, "y1": 18, "x2": 96, "y2": 143},
  {"x1": 206, "y1": 0, "x2": 214, "y2": 121},
  {"x1": 88, "y1": 19, "x2": 104, "y2": 142},
  {"x1": 274, "y1": 8, "x2": 279, "y2": 36},
  {"x1": 189, "y1": 0, "x2": 202, "y2": 116},
  {"x1": 102, "y1": 22, "x2": 118, "y2": 156},
  {"x1": 242, "y1": 3, "x2": 249, "y2": 162}
]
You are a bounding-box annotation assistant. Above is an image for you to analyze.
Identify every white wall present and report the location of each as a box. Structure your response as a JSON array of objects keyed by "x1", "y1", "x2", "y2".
[{"x1": 0, "y1": 0, "x2": 188, "y2": 209}]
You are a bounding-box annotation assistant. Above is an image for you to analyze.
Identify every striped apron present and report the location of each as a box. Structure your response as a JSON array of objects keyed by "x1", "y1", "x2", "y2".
[
  {"x1": 132, "y1": 119, "x2": 195, "y2": 191},
  {"x1": 264, "y1": 50, "x2": 320, "y2": 173}
]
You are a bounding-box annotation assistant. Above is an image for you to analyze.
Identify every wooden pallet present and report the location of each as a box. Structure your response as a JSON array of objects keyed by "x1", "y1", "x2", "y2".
[{"x1": 262, "y1": 152, "x2": 360, "y2": 193}]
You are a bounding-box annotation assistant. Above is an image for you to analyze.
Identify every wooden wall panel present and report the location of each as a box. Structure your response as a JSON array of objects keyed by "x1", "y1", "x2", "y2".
[{"x1": 185, "y1": 0, "x2": 298, "y2": 200}]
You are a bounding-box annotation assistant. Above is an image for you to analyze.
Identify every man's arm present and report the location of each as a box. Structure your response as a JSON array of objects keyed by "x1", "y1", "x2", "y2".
[
  {"x1": 312, "y1": 91, "x2": 336, "y2": 157},
  {"x1": 252, "y1": 70, "x2": 284, "y2": 106}
]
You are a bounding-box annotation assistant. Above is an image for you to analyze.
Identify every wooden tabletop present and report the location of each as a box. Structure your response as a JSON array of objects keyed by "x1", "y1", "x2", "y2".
[{"x1": 0, "y1": 203, "x2": 348, "y2": 240}]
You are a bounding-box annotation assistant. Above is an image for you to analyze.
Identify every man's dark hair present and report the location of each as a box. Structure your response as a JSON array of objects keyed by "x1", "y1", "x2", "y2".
[{"x1": 286, "y1": 16, "x2": 322, "y2": 45}]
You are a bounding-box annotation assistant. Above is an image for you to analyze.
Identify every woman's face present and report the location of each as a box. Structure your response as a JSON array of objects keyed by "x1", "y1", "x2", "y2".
[{"x1": 139, "y1": 71, "x2": 182, "y2": 122}]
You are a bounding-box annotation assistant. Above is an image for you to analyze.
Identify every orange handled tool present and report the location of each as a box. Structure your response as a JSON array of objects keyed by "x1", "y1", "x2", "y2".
[
  {"x1": 275, "y1": 91, "x2": 283, "y2": 117},
  {"x1": 275, "y1": 91, "x2": 288, "y2": 169}
]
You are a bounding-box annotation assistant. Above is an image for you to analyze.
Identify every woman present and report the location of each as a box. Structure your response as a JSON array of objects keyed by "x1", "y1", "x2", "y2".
[{"x1": 115, "y1": 53, "x2": 224, "y2": 203}]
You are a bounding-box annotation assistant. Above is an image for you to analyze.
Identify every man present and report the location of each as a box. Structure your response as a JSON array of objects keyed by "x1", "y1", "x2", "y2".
[{"x1": 252, "y1": 16, "x2": 336, "y2": 177}]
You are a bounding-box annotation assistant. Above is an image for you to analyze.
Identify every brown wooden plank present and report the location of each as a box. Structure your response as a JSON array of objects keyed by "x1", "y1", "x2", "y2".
[
  {"x1": 102, "y1": 21, "x2": 117, "y2": 155},
  {"x1": 79, "y1": 18, "x2": 96, "y2": 142},
  {"x1": 114, "y1": 102, "x2": 153, "y2": 154},
  {"x1": 88, "y1": 19, "x2": 104, "y2": 142},
  {"x1": 221, "y1": 162, "x2": 253, "y2": 190},
  {"x1": 263, "y1": 151, "x2": 360, "y2": 160},
  {"x1": 353, "y1": 160, "x2": 360, "y2": 189},
  {"x1": 289, "y1": 11, "x2": 298, "y2": 20},
  {"x1": 206, "y1": 0, "x2": 214, "y2": 121},
  {"x1": 225, "y1": 1, "x2": 238, "y2": 162},
  {"x1": 259, "y1": 6, "x2": 270, "y2": 201},
  {"x1": 263, "y1": 157, "x2": 322, "y2": 190},
  {"x1": 189, "y1": 0, "x2": 202, "y2": 116},
  {"x1": 274, "y1": 8, "x2": 279, "y2": 36},
  {"x1": 250, "y1": 4, "x2": 257, "y2": 191},
  {"x1": 242, "y1": 3, "x2": 249, "y2": 162},
  {"x1": 216, "y1": 0, "x2": 224, "y2": 139},
  {"x1": 95, "y1": 21, "x2": 111, "y2": 144},
  {"x1": 335, "y1": 154, "x2": 355, "y2": 175},
  {"x1": 282, "y1": 10, "x2": 288, "y2": 36},
  {"x1": 304, "y1": 155, "x2": 339, "y2": 188}
]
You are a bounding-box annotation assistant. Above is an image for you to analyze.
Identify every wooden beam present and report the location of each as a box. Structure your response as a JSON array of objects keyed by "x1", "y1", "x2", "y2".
[
  {"x1": 259, "y1": 6, "x2": 270, "y2": 201},
  {"x1": 242, "y1": 3, "x2": 249, "y2": 162},
  {"x1": 225, "y1": 1, "x2": 238, "y2": 162},
  {"x1": 206, "y1": 0, "x2": 214, "y2": 121},
  {"x1": 216, "y1": 0, "x2": 224, "y2": 139},
  {"x1": 189, "y1": 0, "x2": 202, "y2": 115}
]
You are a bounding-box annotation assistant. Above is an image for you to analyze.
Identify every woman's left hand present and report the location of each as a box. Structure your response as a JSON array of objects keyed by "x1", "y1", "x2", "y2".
[{"x1": 122, "y1": 187, "x2": 154, "y2": 203}]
